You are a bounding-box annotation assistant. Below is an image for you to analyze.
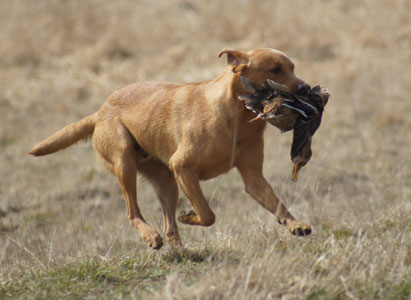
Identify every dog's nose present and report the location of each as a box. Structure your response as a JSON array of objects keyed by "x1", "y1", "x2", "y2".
[{"x1": 296, "y1": 83, "x2": 311, "y2": 95}]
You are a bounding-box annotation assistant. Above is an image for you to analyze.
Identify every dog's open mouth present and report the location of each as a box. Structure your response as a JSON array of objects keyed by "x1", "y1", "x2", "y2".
[{"x1": 238, "y1": 76, "x2": 330, "y2": 181}]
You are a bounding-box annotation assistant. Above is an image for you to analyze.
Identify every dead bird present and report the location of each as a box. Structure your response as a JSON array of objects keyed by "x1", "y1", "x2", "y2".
[
  {"x1": 239, "y1": 77, "x2": 330, "y2": 181},
  {"x1": 289, "y1": 85, "x2": 329, "y2": 181}
]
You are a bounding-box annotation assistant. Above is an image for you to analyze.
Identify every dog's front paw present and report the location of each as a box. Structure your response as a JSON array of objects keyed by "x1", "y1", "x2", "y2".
[{"x1": 279, "y1": 218, "x2": 312, "y2": 236}]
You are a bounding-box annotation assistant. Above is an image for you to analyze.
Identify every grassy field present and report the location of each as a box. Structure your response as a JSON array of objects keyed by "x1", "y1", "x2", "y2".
[{"x1": 1, "y1": 0, "x2": 410, "y2": 299}]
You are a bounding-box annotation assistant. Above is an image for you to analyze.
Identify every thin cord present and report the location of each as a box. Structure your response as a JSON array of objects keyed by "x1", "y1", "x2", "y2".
[{"x1": 101, "y1": 221, "x2": 126, "y2": 262}]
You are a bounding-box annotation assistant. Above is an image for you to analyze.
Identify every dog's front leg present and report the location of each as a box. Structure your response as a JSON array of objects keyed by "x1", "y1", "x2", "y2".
[
  {"x1": 238, "y1": 164, "x2": 311, "y2": 236},
  {"x1": 235, "y1": 141, "x2": 311, "y2": 236},
  {"x1": 169, "y1": 159, "x2": 215, "y2": 227}
]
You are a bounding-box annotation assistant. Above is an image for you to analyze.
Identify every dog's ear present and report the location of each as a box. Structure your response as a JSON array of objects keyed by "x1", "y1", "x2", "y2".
[{"x1": 218, "y1": 49, "x2": 249, "y2": 73}]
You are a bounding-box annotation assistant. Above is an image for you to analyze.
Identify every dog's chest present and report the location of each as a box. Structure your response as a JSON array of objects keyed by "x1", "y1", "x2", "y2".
[{"x1": 196, "y1": 124, "x2": 264, "y2": 180}]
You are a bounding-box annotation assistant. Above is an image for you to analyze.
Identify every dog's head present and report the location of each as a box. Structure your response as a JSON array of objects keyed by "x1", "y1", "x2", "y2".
[{"x1": 218, "y1": 48, "x2": 310, "y2": 96}]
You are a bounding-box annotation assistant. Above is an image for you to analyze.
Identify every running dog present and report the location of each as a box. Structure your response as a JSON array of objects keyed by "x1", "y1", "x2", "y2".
[{"x1": 29, "y1": 48, "x2": 312, "y2": 253}]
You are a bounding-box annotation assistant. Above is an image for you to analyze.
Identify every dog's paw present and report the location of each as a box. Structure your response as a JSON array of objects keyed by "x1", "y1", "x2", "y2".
[
  {"x1": 279, "y1": 218, "x2": 312, "y2": 236},
  {"x1": 178, "y1": 210, "x2": 198, "y2": 225},
  {"x1": 178, "y1": 210, "x2": 215, "y2": 226},
  {"x1": 291, "y1": 224, "x2": 312, "y2": 236},
  {"x1": 165, "y1": 231, "x2": 184, "y2": 255},
  {"x1": 146, "y1": 234, "x2": 163, "y2": 250},
  {"x1": 140, "y1": 230, "x2": 163, "y2": 249}
]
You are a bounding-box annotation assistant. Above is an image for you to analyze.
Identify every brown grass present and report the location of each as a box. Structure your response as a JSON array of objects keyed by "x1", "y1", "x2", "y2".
[{"x1": 0, "y1": 0, "x2": 410, "y2": 299}]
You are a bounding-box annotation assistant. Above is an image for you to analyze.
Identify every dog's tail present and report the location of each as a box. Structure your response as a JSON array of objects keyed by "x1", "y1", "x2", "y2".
[{"x1": 28, "y1": 113, "x2": 97, "y2": 156}]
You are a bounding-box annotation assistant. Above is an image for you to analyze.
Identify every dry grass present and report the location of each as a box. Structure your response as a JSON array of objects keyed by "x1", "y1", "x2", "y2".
[{"x1": 1, "y1": 0, "x2": 410, "y2": 299}]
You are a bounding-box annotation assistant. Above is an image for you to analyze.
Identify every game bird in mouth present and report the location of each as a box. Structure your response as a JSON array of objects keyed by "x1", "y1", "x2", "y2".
[{"x1": 239, "y1": 76, "x2": 330, "y2": 181}]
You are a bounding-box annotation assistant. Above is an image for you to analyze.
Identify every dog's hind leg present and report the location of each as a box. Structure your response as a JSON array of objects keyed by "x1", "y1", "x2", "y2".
[
  {"x1": 93, "y1": 122, "x2": 163, "y2": 249},
  {"x1": 137, "y1": 159, "x2": 183, "y2": 254},
  {"x1": 169, "y1": 154, "x2": 215, "y2": 227}
]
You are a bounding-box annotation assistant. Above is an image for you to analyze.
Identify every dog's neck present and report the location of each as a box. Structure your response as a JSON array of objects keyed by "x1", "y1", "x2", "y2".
[
  {"x1": 204, "y1": 67, "x2": 266, "y2": 135},
  {"x1": 205, "y1": 67, "x2": 247, "y2": 114}
]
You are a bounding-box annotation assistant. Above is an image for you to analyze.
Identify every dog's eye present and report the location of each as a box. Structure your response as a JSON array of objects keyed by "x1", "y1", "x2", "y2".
[{"x1": 270, "y1": 66, "x2": 282, "y2": 74}]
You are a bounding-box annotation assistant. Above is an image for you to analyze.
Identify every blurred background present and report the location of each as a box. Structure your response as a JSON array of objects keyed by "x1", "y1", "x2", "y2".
[{"x1": 0, "y1": 0, "x2": 410, "y2": 297}]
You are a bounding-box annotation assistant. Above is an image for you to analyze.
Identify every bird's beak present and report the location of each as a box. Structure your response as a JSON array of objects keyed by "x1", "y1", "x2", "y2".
[{"x1": 291, "y1": 164, "x2": 302, "y2": 182}]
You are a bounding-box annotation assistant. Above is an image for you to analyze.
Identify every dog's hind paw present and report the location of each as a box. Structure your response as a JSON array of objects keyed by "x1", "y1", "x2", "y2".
[
  {"x1": 178, "y1": 210, "x2": 198, "y2": 224},
  {"x1": 147, "y1": 234, "x2": 163, "y2": 250},
  {"x1": 178, "y1": 210, "x2": 215, "y2": 226}
]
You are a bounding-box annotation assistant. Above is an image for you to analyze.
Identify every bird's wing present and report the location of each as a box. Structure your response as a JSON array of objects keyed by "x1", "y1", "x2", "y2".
[
  {"x1": 240, "y1": 90, "x2": 274, "y2": 114},
  {"x1": 307, "y1": 111, "x2": 323, "y2": 137},
  {"x1": 291, "y1": 120, "x2": 312, "y2": 160},
  {"x1": 240, "y1": 76, "x2": 264, "y2": 94},
  {"x1": 250, "y1": 90, "x2": 273, "y2": 103},
  {"x1": 281, "y1": 98, "x2": 319, "y2": 119}
]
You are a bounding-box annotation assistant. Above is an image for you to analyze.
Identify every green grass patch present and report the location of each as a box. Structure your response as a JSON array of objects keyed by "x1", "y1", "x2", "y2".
[
  {"x1": 306, "y1": 287, "x2": 346, "y2": 300},
  {"x1": 1, "y1": 257, "x2": 168, "y2": 299},
  {"x1": 395, "y1": 281, "x2": 411, "y2": 299},
  {"x1": 0, "y1": 248, "x2": 236, "y2": 300},
  {"x1": 331, "y1": 227, "x2": 354, "y2": 240}
]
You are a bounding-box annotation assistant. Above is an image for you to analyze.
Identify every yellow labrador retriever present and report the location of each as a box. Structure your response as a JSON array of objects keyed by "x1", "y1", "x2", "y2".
[{"x1": 30, "y1": 48, "x2": 312, "y2": 253}]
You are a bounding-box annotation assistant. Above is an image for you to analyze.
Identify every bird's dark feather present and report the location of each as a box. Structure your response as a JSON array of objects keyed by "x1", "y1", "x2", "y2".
[
  {"x1": 291, "y1": 121, "x2": 311, "y2": 160},
  {"x1": 240, "y1": 78, "x2": 328, "y2": 163},
  {"x1": 290, "y1": 92, "x2": 324, "y2": 160}
]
